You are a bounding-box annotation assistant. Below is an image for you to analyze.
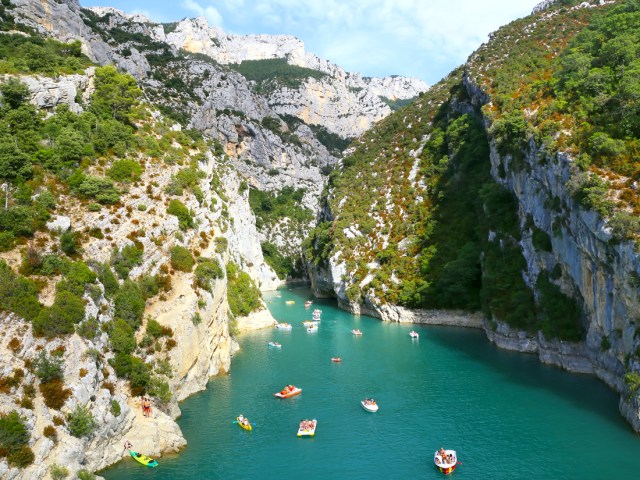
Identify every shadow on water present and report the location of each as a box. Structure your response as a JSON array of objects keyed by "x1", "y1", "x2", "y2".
[{"x1": 425, "y1": 325, "x2": 629, "y2": 431}]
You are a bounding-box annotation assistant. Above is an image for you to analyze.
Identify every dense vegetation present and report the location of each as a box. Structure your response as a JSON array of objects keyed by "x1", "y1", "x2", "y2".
[
  {"x1": 303, "y1": 1, "x2": 605, "y2": 341},
  {"x1": 225, "y1": 262, "x2": 262, "y2": 318},
  {"x1": 229, "y1": 58, "x2": 328, "y2": 94}
]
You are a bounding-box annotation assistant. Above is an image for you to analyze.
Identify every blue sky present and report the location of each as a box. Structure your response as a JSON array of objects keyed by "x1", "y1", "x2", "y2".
[{"x1": 80, "y1": 0, "x2": 542, "y2": 85}]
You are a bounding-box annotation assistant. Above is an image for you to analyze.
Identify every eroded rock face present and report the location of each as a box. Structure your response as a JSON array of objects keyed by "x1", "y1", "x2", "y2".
[{"x1": 161, "y1": 16, "x2": 428, "y2": 138}]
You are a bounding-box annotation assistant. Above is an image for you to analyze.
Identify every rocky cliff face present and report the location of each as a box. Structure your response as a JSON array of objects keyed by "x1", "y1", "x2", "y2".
[
  {"x1": 151, "y1": 15, "x2": 429, "y2": 138},
  {"x1": 0, "y1": 64, "x2": 276, "y2": 477},
  {"x1": 9, "y1": 1, "x2": 424, "y2": 259}
]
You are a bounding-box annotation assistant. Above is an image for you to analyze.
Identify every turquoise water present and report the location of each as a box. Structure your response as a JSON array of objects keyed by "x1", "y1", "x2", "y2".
[{"x1": 103, "y1": 288, "x2": 640, "y2": 479}]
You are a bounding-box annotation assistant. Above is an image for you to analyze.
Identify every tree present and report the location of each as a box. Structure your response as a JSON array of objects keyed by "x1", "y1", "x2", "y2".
[
  {"x1": 0, "y1": 78, "x2": 30, "y2": 109},
  {"x1": 67, "y1": 405, "x2": 97, "y2": 438},
  {"x1": 0, "y1": 139, "x2": 31, "y2": 182},
  {"x1": 91, "y1": 66, "x2": 142, "y2": 122},
  {"x1": 54, "y1": 127, "x2": 85, "y2": 168}
]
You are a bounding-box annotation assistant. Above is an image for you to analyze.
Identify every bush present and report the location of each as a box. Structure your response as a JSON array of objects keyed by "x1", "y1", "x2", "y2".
[
  {"x1": 532, "y1": 228, "x2": 553, "y2": 252},
  {"x1": 107, "y1": 159, "x2": 142, "y2": 182},
  {"x1": 74, "y1": 176, "x2": 120, "y2": 204},
  {"x1": 110, "y1": 399, "x2": 121, "y2": 417},
  {"x1": 6, "y1": 445, "x2": 34, "y2": 468},
  {"x1": 191, "y1": 312, "x2": 202, "y2": 326},
  {"x1": 40, "y1": 379, "x2": 72, "y2": 410},
  {"x1": 76, "y1": 316, "x2": 100, "y2": 340},
  {"x1": 113, "y1": 280, "x2": 145, "y2": 329},
  {"x1": 0, "y1": 411, "x2": 29, "y2": 454},
  {"x1": 0, "y1": 231, "x2": 15, "y2": 251},
  {"x1": 34, "y1": 351, "x2": 63, "y2": 383},
  {"x1": 77, "y1": 470, "x2": 96, "y2": 480},
  {"x1": 95, "y1": 262, "x2": 119, "y2": 298},
  {"x1": 137, "y1": 273, "x2": 163, "y2": 299},
  {"x1": 146, "y1": 318, "x2": 164, "y2": 338},
  {"x1": 167, "y1": 199, "x2": 193, "y2": 230},
  {"x1": 111, "y1": 244, "x2": 143, "y2": 279},
  {"x1": 0, "y1": 260, "x2": 42, "y2": 322},
  {"x1": 67, "y1": 405, "x2": 97, "y2": 438},
  {"x1": 33, "y1": 290, "x2": 85, "y2": 337},
  {"x1": 60, "y1": 230, "x2": 80, "y2": 256},
  {"x1": 43, "y1": 425, "x2": 57, "y2": 441},
  {"x1": 194, "y1": 258, "x2": 223, "y2": 290},
  {"x1": 170, "y1": 245, "x2": 194, "y2": 272},
  {"x1": 225, "y1": 262, "x2": 262, "y2": 317},
  {"x1": 214, "y1": 236, "x2": 228, "y2": 253},
  {"x1": 50, "y1": 464, "x2": 69, "y2": 480},
  {"x1": 108, "y1": 318, "x2": 135, "y2": 355}
]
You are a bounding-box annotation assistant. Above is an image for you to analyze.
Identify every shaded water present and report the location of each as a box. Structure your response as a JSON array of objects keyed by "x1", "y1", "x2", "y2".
[{"x1": 103, "y1": 288, "x2": 640, "y2": 479}]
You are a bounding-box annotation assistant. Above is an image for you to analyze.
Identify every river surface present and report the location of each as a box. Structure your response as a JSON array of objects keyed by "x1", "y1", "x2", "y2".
[{"x1": 103, "y1": 288, "x2": 640, "y2": 479}]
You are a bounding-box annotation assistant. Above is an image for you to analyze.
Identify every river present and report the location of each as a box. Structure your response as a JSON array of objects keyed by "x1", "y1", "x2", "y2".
[{"x1": 102, "y1": 287, "x2": 640, "y2": 479}]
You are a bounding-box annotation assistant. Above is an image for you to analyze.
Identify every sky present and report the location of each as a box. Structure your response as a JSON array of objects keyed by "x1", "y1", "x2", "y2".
[{"x1": 80, "y1": 0, "x2": 543, "y2": 85}]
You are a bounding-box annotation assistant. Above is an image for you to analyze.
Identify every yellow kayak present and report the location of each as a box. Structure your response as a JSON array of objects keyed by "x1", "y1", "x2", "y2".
[
  {"x1": 129, "y1": 450, "x2": 158, "y2": 467},
  {"x1": 236, "y1": 416, "x2": 252, "y2": 431}
]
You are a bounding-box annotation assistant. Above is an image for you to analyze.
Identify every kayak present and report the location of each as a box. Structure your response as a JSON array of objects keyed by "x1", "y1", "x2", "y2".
[
  {"x1": 331, "y1": 357, "x2": 342, "y2": 363},
  {"x1": 236, "y1": 416, "x2": 252, "y2": 431},
  {"x1": 129, "y1": 450, "x2": 158, "y2": 468}
]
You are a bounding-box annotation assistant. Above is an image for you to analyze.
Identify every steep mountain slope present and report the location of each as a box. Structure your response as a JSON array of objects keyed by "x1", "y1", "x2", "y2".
[
  {"x1": 305, "y1": 0, "x2": 640, "y2": 431},
  {"x1": 0, "y1": 1, "x2": 430, "y2": 477},
  {"x1": 8, "y1": 0, "x2": 427, "y2": 278}
]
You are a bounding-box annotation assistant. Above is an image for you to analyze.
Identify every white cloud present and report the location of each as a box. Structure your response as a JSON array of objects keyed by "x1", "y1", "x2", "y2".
[
  {"x1": 181, "y1": 0, "x2": 224, "y2": 26},
  {"x1": 209, "y1": 0, "x2": 540, "y2": 81}
]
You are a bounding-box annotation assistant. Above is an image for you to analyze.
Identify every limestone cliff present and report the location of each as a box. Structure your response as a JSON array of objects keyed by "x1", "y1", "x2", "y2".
[{"x1": 304, "y1": 0, "x2": 640, "y2": 433}]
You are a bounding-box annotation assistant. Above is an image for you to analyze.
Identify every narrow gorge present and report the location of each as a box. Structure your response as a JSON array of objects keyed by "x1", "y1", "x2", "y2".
[{"x1": 1, "y1": 0, "x2": 640, "y2": 478}]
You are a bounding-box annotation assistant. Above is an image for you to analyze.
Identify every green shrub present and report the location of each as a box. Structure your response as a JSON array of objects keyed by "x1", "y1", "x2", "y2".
[
  {"x1": 137, "y1": 273, "x2": 162, "y2": 299},
  {"x1": 225, "y1": 262, "x2": 261, "y2": 317},
  {"x1": 77, "y1": 470, "x2": 96, "y2": 480},
  {"x1": 67, "y1": 404, "x2": 97, "y2": 438},
  {"x1": 113, "y1": 281, "x2": 145, "y2": 329},
  {"x1": 191, "y1": 312, "x2": 202, "y2": 326},
  {"x1": 214, "y1": 236, "x2": 228, "y2": 253},
  {"x1": 0, "y1": 231, "x2": 15, "y2": 251},
  {"x1": 194, "y1": 257, "x2": 223, "y2": 290},
  {"x1": 107, "y1": 159, "x2": 142, "y2": 182},
  {"x1": 76, "y1": 316, "x2": 100, "y2": 340},
  {"x1": 33, "y1": 290, "x2": 85, "y2": 337},
  {"x1": 148, "y1": 376, "x2": 172, "y2": 404},
  {"x1": 111, "y1": 244, "x2": 144, "y2": 279},
  {"x1": 60, "y1": 230, "x2": 80, "y2": 256},
  {"x1": 50, "y1": 464, "x2": 69, "y2": 480},
  {"x1": 74, "y1": 175, "x2": 120, "y2": 204},
  {"x1": 532, "y1": 228, "x2": 553, "y2": 252},
  {"x1": 165, "y1": 166, "x2": 205, "y2": 196},
  {"x1": 108, "y1": 319, "x2": 135, "y2": 355},
  {"x1": 146, "y1": 318, "x2": 164, "y2": 338},
  {"x1": 167, "y1": 199, "x2": 193, "y2": 230},
  {"x1": 0, "y1": 411, "x2": 29, "y2": 454},
  {"x1": 0, "y1": 260, "x2": 42, "y2": 322},
  {"x1": 261, "y1": 242, "x2": 296, "y2": 279},
  {"x1": 110, "y1": 399, "x2": 121, "y2": 417},
  {"x1": 170, "y1": 245, "x2": 194, "y2": 272},
  {"x1": 34, "y1": 351, "x2": 63, "y2": 383},
  {"x1": 94, "y1": 262, "x2": 119, "y2": 298},
  {"x1": 536, "y1": 274, "x2": 583, "y2": 341}
]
